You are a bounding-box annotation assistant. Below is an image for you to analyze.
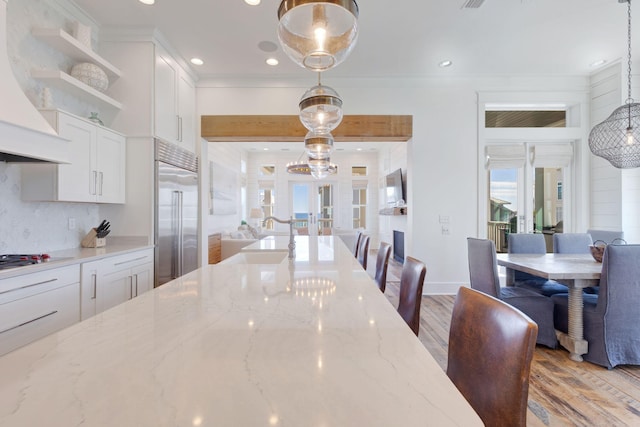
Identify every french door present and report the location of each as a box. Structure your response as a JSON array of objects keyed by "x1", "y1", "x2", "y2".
[
  {"x1": 487, "y1": 142, "x2": 573, "y2": 252},
  {"x1": 290, "y1": 181, "x2": 335, "y2": 236}
]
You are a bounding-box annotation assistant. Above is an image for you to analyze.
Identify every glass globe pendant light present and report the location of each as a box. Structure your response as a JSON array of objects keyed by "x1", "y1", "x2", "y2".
[
  {"x1": 299, "y1": 75, "x2": 343, "y2": 133},
  {"x1": 304, "y1": 130, "x2": 334, "y2": 159},
  {"x1": 277, "y1": 0, "x2": 359, "y2": 72},
  {"x1": 589, "y1": 0, "x2": 640, "y2": 168},
  {"x1": 308, "y1": 157, "x2": 337, "y2": 179}
]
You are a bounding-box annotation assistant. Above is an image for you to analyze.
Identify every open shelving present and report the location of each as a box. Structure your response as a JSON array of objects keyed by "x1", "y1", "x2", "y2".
[
  {"x1": 31, "y1": 27, "x2": 122, "y2": 79},
  {"x1": 31, "y1": 69, "x2": 123, "y2": 110}
]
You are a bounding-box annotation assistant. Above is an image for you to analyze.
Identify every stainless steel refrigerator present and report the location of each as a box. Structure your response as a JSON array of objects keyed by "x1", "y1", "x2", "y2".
[{"x1": 155, "y1": 139, "x2": 198, "y2": 286}]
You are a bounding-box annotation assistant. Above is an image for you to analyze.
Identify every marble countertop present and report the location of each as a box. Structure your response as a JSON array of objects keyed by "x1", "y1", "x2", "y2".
[
  {"x1": 0, "y1": 236, "x2": 152, "y2": 279},
  {"x1": 0, "y1": 236, "x2": 481, "y2": 426}
]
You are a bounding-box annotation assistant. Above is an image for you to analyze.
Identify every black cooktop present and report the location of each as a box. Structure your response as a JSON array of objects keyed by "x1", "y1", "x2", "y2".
[{"x1": 0, "y1": 254, "x2": 50, "y2": 270}]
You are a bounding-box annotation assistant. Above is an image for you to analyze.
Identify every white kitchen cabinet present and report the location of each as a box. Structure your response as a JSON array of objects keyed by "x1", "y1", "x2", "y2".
[
  {"x1": 80, "y1": 248, "x2": 154, "y2": 320},
  {"x1": 0, "y1": 264, "x2": 80, "y2": 356},
  {"x1": 155, "y1": 44, "x2": 195, "y2": 152},
  {"x1": 21, "y1": 109, "x2": 125, "y2": 204}
]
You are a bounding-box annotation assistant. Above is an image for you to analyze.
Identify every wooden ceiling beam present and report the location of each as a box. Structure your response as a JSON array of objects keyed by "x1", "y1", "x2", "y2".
[{"x1": 201, "y1": 115, "x2": 413, "y2": 142}]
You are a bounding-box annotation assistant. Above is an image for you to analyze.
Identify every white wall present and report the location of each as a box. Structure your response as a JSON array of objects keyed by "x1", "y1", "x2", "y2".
[
  {"x1": 206, "y1": 143, "x2": 244, "y2": 234},
  {"x1": 590, "y1": 63, "x2": 640, "y2": 243},
  {"x1": 197, "y1": 75, "x2": 592, "y2": 293},
  {"x1": 1, "y1": 0, "x2": 104, "y2": 253}
]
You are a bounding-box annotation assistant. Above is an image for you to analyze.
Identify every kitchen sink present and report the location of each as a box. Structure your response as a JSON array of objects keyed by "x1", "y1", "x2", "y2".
[{"x1": 219, "y1": 251, "x2": 288, "y2": 265}]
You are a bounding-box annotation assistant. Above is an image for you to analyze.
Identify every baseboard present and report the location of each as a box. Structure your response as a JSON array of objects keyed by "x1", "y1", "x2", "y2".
[{"x1": 423, "y1": 282, "x2": 468, "y2": 295}]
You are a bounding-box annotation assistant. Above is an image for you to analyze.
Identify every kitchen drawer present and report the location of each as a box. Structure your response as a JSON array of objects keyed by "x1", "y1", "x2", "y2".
[
  {"x1": 100, "y1": 249, "x2": 154, "y2": 274},
  {"x1": 0, "y1": 281, "x2": 80, "y2": 356},
  {"x1": 0, "y1": 264, "x2": 80, "y2": 303}
]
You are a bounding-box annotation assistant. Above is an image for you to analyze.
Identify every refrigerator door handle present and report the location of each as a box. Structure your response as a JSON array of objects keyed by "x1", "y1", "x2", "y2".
[{"x1": 173, "y1": 191, "x2": 184, "y2": 278}]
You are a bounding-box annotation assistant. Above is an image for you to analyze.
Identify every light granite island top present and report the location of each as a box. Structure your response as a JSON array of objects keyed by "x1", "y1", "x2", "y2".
[{"x1": 0, "y1": 236, "x2": 481, "y2": 426}]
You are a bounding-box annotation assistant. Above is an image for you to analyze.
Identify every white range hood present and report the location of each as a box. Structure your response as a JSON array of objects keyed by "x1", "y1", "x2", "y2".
[{"x1": 0, "y1": 0, "x2": 69, "y2": 163}]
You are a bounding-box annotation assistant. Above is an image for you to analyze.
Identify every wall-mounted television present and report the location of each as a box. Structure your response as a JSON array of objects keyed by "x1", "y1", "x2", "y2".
[{"x1": 385, "y1": 168, "x2": 405, "y2": 206}]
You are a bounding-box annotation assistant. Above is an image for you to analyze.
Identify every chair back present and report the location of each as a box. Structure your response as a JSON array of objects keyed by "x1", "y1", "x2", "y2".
[
  {"x1": 587, "y1": 229, "x2": 624, "y2": 245},
  {"x1": 553, "y1": 233, "x2": 592, "y2": 254},
  {"x1": 397, "y1": 256, "x2": 427, "y2": 336},
  {"x1": 467, "y1": 238, "x2": 501, "y2": 298},
  {"x1": 447, "y1": 287, "x2": 538, "y2": 427},
  {"x1": 374, "y1": 242, "x2": 392, "y2": 292},
  {"x1": 598, "y1": 245, "x2": 640, "y2": 365},
  {"x1": 508, "y1": 233, "x2": 546, "y2": 282},
  {"x1": 357, "y1": 234, "x2": 370, "y2": 270},
  {"x1": 508, "y1": 233, "x2": 546, "y2": 253},
  {"x1": 353, "y1": 231, "x2": 363, "y2": 258}
]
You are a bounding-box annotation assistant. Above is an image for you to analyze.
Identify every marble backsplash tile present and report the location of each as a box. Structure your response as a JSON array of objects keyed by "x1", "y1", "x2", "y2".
[{"x1": 0, "y1": 162, "x2": 98, "y2": 253}]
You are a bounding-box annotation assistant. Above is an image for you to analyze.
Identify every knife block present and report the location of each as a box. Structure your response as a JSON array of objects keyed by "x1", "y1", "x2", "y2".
[{"x1": 81, "y1": 228, "x2": 106, "y2": 248}]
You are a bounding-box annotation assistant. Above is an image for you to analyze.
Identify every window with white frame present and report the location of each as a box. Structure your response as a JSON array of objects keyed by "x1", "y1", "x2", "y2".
[{"x1": 352, "y1": 180, "x2": 367, "y2": 229}]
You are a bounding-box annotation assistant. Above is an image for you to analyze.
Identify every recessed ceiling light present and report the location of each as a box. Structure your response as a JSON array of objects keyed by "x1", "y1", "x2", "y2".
[
  {"x1": 439, "y1": 60, "x2": 453, "y2": 68},
  {"x1": 138, "y1": 0, "x2": 155, "y2": 5},
  {"x1": 590, "y1": 59, "x2": 607, "y2": 68},
  {"x1": 356, "y1": 148, "x2": 363, "y2": 151},
  {"x1": 245, "y1": 0, "x2": 261, "y2": 5},
  {"x1": 190, "y1": 58, "x2": 204, "y2": 66},
  {"x1": 266, "y1": 58, "x2": 279, "y2": 66},
  {"x1": 263, "y1": 148, "x2": 269, "y2": 151}
]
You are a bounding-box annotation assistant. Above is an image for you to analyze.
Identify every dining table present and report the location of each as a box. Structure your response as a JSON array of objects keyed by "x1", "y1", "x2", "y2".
[
  {"x1": 496, "y1": 253, "x2": 602, "y2": 362},
  {"x1": 0, "y1": 236, "x2": 482, "y2": 426}
]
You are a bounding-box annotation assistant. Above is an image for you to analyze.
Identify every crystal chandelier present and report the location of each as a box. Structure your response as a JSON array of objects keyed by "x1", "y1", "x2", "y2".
[
  {"x1": 589, "y1": 0, "x2": 640, "y2": 168},
  {"x1": 277, "y1": 0, "x2": 359, "y2": 72}
]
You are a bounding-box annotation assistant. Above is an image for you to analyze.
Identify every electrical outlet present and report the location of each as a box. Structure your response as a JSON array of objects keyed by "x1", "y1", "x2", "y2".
[
  {"x1": 68, "y1": 218, "x2": 76, "y2": 230},
  {"x1": 441, "y1": 225, "x2": 450, "y2": 235}
]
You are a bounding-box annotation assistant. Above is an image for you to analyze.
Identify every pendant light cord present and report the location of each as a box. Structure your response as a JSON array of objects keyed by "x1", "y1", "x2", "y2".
[
  {"x1": 627, "y1": 0, "x2": 634, "y2": 131},
  {"x1": 627, "y1": 0, "x2": 633, "y2": 104}
]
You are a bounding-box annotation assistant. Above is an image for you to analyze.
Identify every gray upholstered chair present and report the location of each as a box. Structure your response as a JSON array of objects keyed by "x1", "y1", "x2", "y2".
[
  {"x1": 508, "y1": 233, "x2": 569, "y2": 296},
  {"x1": 467, "y1": 237, "x2": 557, "y2": 348},
  {"x1": 447, "y1": 287, "x2": 537, "y2": 427},
  {"x1": 587, "y1": 229, "x2": 624, "y2": 245},
  {"x1": 373, "y1": 241, "x2": 392, "y2": 292},
  {"x1": 553, "y1": 233, "x2": 593, "y2": 254},
  {"x1": 357, "y1": 234, "x2": 370, "y2": 270},
  {"x1": 554, "y1": 232, "x2": 598, "y2": 294},
  {"x1": 551, "y1": 244, "x2": 640, "y2": 368}
]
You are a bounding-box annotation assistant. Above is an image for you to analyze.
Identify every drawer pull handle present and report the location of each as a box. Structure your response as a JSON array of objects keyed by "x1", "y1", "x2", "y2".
[
  {"x1": 0, "y1": 278, "x2": 57, "y2": 296},
  {"x1": 113, "y1": 256, "x2": 148, "y2": 267},
  {"x1": 0, "y1": 310, "x2": 58, "y2": 335}
]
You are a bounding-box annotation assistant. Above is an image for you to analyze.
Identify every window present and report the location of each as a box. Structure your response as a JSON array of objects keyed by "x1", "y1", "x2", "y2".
[
  {"x1": 259, "y1": 180, "x2": 275, "y2": 230},
  {"x1": 485, "y1": 111, "x2": 566, "y2": 128},
  {"x1": 352, "y1": 166, "x2": 367, "y2": 176},
  {"x1": 259, "y1": 165, "x2": 275, "y2": 176},
  {"x1": 352, "y1": 180, "x2": 367, "y2": 229}
]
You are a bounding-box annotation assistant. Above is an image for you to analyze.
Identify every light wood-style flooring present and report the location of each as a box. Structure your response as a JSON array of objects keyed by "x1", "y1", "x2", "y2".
[{"x1": 382, "y1": 258, "x2": 640, "y2": 427}]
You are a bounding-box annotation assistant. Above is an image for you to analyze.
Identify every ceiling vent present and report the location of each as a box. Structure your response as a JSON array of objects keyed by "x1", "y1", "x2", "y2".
[{"x1": 461, "y1": 0, "x2": 486, "y2": 8}]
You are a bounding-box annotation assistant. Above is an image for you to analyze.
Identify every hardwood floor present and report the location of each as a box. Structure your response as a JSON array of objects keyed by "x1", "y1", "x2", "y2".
[{"x1": 382, "y1": 258, "x2": 640, "y2": 426}]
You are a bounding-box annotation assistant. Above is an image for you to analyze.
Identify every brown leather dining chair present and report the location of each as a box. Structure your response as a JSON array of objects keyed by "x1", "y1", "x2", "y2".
[
  {"x1": 353, "y1": 231, "x2": 363, "y2": 258},
  {"x1": 374, "y1": 241, "x2": 392, "y2": 292},
  {"x1": 447, "y1": 286, "x2": 538, "y2": 427},
  {"x1": 357, "y1": 234, "x2": 370, "y2": 270},
  {"x1": 397, "y1": 256, "x2": 427, "y2": 336}
]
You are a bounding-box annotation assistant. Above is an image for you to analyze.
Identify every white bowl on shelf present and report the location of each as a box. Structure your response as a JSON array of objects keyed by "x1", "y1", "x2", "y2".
[{"x1": 70, "y1": 62, "x2": 108, "y2": 92}]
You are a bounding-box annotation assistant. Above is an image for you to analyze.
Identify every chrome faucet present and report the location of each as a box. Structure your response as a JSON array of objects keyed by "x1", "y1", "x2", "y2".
[{"x1": 263, "y1": 216, "x2": 296, "y2": 259}]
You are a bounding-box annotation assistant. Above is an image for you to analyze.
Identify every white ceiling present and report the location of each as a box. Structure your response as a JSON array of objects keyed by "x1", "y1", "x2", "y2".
[
  {"x1": 70, "y1": 0, "x2": 633, "y2": 153},
  {"x1": 72, "y1": 0, "x2": 631, "y2": 80}
]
